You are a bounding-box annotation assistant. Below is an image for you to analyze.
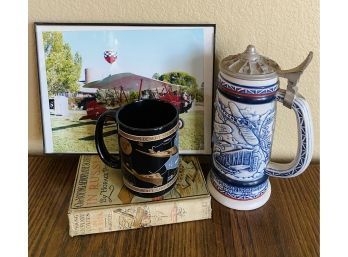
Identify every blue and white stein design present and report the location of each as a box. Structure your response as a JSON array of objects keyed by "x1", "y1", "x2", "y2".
[{"x1": 208, "y1": 45, "x2": 314, "y2": 210}]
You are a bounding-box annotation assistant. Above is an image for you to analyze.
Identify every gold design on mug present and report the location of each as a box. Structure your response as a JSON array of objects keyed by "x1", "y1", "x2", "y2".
[
  {"x1": 120, "y1": 137, "x2": 132, "y2": 155},
  {"x1": 118, "y1": 122, "x2": 179, "y2": 142},
  {"x1": 123, "y1": 164, "x2": 163, "y2": 186},
  {"x1": 135, "y1": 146, "x2": 178, "y2": 158},
  {"x1": 123, "y1": 171, "x2": 178, "y2": 194}
]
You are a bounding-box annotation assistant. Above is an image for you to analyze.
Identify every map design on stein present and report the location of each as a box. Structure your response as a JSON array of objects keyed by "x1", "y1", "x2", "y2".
[{"x1": 213, "y1": 93, "x2": 276, "y2": 181}]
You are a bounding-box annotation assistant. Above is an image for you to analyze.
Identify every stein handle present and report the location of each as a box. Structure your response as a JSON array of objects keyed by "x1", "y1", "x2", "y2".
[
  {"x1": 265, "y1": 89, "x2": 313, "y2": 178},
  {"x1": 95, "y1": 109, "x2": 120, "y2": 168}
]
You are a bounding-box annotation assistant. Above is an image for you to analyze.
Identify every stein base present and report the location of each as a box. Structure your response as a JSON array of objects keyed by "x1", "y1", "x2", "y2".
[{"x1": 207, "y1": 172, "x2": 271, "y2": 210}]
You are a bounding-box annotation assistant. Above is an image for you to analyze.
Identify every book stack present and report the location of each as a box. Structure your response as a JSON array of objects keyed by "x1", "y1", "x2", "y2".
[{"x1": 68, "y1": 155, "x2": 211, "y2": 236}]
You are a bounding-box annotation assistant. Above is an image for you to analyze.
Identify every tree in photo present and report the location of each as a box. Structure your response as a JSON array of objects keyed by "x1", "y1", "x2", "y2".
[
  {"x1": 95, "y1": 89, "x2": 120, "y2": 107},
  {"x1": 95, "y1": 89, "x2": 139, "y2": 107},
  {"x1": 43, "y1": 32, "x2": 82, "y2": 96},
  {"x1": 155, "y1": 71, "x2": 204, "y2": 102},
  {"x1": 152, "y1": 73, "x2": 161, "y2": 80}
]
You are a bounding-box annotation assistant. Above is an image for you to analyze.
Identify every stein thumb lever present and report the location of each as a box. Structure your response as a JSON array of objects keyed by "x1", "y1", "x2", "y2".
[{"x1": 277, "y1": 51, "x2": 313, "y2": 108}]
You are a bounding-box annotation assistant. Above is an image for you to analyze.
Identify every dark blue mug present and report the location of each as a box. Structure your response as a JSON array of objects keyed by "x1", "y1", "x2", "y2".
[{"x1": 95, "y1": 99, "x2": 179, "y2": 198}]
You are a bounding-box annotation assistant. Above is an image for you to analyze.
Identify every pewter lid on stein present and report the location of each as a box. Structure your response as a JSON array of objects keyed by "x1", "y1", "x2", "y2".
[{"x1": 220, "y1": 45, "x2": 281, "y2": 81}]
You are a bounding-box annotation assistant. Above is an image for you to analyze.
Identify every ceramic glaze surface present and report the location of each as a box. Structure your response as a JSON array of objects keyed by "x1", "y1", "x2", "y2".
[
  {"x1": 210, "y1": 171, "x2": 268, "y2": 200},
  {"x1": 209, "y1": 49, "x2": 313, "y2": 210},
  {"x1": 213, "y1": 89, "x2": 276, "y2": 182},
  {"x1": 218, "y1": 74, "x2": 279, "y2": 96},
  {"x1": 210, "y1": 70, "x2": 279, "y2": 210},
  {"x1": 95, "y1": 99, "x2": 180, "y2": 198},
  {"x1": 209, "y1": 45, "x2": 314, "y2": 210}
]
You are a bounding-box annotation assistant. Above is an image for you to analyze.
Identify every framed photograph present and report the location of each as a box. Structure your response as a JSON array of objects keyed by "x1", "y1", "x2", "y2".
[{"x1": 35, "y1": 23, "x2": 215, "y2": 154}]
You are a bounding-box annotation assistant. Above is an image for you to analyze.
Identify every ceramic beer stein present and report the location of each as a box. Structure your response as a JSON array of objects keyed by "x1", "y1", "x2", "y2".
[{"x1": 208, "y1": 45, "x2": 313, "y2": 210}]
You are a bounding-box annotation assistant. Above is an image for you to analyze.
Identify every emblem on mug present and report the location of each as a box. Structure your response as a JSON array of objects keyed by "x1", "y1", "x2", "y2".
[{"x1": 120, "y1": 137, "x2": 132, "y2": 155}]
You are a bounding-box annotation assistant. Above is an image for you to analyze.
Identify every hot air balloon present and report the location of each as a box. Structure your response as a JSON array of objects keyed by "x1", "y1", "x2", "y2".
[{"x1": 104, "y1": 50, "x2": 117, "y2": 64}]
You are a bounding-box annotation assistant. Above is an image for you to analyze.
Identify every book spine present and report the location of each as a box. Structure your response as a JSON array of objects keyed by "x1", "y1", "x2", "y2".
[{"x1": 68, "y1": 196, "x2": 211, "y2": 237}]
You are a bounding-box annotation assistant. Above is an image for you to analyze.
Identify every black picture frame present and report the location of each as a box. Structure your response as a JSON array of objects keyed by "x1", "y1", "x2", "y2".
[{"x1": 35, "y1": 22, "x2": 216, "y2": 155}]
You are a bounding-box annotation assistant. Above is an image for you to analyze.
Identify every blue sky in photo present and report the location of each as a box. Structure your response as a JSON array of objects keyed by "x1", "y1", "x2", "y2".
[{"x1": 61, "y1": 28, "x2": 204, "y2": 84}]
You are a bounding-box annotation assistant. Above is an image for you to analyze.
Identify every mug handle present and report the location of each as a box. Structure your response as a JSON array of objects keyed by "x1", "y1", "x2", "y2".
[
  {"x1": 95, "y1": 109, "x2": 120, "y2": 168},
  {"x1": 265, "y1": 89, "x2": 313, "y2": 177}
]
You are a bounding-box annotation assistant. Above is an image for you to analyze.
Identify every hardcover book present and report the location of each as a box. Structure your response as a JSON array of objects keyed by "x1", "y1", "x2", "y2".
[{"x1": 68, "y1": 155, "x2": 211, "y2": 236}]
